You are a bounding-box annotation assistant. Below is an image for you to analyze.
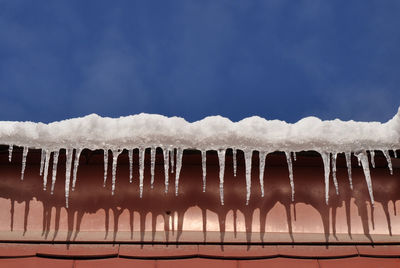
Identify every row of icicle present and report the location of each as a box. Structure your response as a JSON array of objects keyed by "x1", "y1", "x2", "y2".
[{"x1": 7, "y1": 145, "x2": 397, "y2": 207}]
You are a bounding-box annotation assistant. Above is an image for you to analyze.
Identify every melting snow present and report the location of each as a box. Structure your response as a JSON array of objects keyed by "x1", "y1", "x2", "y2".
[{"x1": 0, "y1": 108, "x2": 399, "y2": 206}]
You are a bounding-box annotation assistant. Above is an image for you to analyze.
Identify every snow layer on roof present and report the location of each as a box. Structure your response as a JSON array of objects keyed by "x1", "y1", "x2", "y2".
[
  {"x1": 1, "y1": 108, "x2": 399, "y2": 151},
  {"x1": 0, "y1": 108, "x2": 399, "y2": 208}
]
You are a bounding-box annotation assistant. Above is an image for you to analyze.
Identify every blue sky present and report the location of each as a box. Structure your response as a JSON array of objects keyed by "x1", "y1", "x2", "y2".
[{"x1": 0, "y1": 1, "x2": 399, "y2": 123}]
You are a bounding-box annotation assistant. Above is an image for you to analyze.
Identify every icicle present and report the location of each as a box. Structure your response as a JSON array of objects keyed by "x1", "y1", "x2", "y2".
[
  {"x1": 163, "y1": 147, "x2": 169, "y2": 193},
  {"x1": 321, "y1": 152, "x2": 331, "y2": 205},
  {"x1": 8, "y1": 144, "x2": 13, "y2": 162},
  {"x1": 293, "y1": 151, "x2": 297, "y2": 161},
  {"x1": 259, "y1": 151, "x2": 267, "y2": 197},
  {"x1": 170, "y1": 148, "x2": 175, "y2": 173},
  {"x1": 103, "y1": 149, "x2": 109, "y2": 187},
  {"x1": 20, "y1": 147, "x2": 28, "y2": 181},
  {"x1": 233, "y1": 148, "x2": 237, "y2": 177},
  {"x1": 65, "y1": 149, "x2": 73, "y2": 208},
  {"x1": 285, "y1": 152, "x2": 295, "y2": 201},
  {"x1": 111, "y1": 149, "x2": 122, "y2": 195},
  {"x1": 150, "y1": 147, "x2": 156, "y2": 189},
  {"x1": 331, "y1": 153, "x2": 339, "y2": 195},
  {"x1": 394, "y1": 150, "x2": 398, "y2": 158},
  {"x1": 382, "y1": 150, "x2": 393, "y2": 175},
  {"x1": 128, "y1": 149, "x2": 133, "y2": 183},
  {"x1": 358, "y1": 157, "x2": 361, "y2": 166},
  {"x1": 139, "y1": 148, "x2": 145, "y2": 198},
  {"x1": 370, "y1": 150, "x2": 376, "y2": 168},
  {"x1": 345, "y1": 152, "x2": 353, "y2": 190},
  {"x1": 50, "y1": 150, "x2": 59, "y2": 194},
  {"x1": 217, "y1": 149, "x2": 226, "y2": 205},
  {"x1": 174, "y1": 148, "x2": 183, "y2": 196},
  {"x1": 42, "y1": 150, "x2": 51, "y2": 191},
  {"x1": 356, "y1": 151, "x2": 375, "y2": 205},
  {"x1": 40, "y1": 149, "x2": 45, "y2": 176},
  {"x1": 244, "y1": 150, "x2": 253, "y2": 205},
  {"x1": 201, "y1": 150, "x2": 207, "y2": 192},
  {"x1": 71, "y1": 148, "x2": 82, "y2": 191}
]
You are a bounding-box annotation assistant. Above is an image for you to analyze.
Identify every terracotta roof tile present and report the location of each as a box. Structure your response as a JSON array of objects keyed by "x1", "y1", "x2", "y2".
[
  {"x1": 198, "y1": 245, "x2": 278, "y2": 258},
  {"x1": 357, "y1": 245, "x2": 400, "y2": 257},
  {"x1": 318, "y1": 257, "x2": 400, "y2": 268},
  {"x1": 277, "y1": 245, "x2": 358, "y2": 258},
  {"x1": 238, "y1": 258, "x2": 320, "y2": 268},
  {"x1": 0, "y1": 243, "x2": 37, "y2": 257},
  {"x1": 36, "y1": 244, "x2": 118, "y2": 258},
  {"x1": 157, "y1": 258, "x2": 237, "y2": 268},
  {"x1": 0, "y1": 257, "x2": 74, "y2": 268},
  {"x1": 119, "y1": 244, "x2": 198, "y2": 258},
  {"x1": 75, "y1": 258, "x2": 155, "y2": 268}
]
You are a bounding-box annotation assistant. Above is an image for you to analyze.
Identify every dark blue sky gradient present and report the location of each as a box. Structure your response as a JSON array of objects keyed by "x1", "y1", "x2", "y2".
[{"x1": 1, "y1": 1, "x2": 399, "y2": 123}]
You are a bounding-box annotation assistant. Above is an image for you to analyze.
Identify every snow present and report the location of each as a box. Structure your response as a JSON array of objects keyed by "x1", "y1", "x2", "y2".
[{"x1": 1, "y1": 108, "x2": 399, "y2": 206}]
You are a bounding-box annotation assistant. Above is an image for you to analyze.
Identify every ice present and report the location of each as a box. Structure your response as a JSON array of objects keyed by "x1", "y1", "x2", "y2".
[
  {"x1": 64, "y1": 149, "x2": 73, "y2": 208},
  {"x1": 111, "y1": 149, "x2": 122, "y2": 195},
  {"x1": 331, "y1": 153, "x2": 339, "y2": 195},
  {"x1": 217, "y1": 149, "x2": 226, "y2": 205},
  {"x1": 201, "y1": 150, "x2": 207, "y2": 192},
  {"x1": 356, "y1": 151, "x2": 375, "y2": 204},
  {"x1": 244, "y1": 150, "x2": 253, "y2": 205},
  {"x1": 103, "y1": 149, "x2": 109, "y2": 187},
  {"x1": 320, "y1": 152, "x2": 331, "y2": 204},
  {"x1": 42, "y1": 150, "x2": 51, "y2": 191},
  {"x1": 128, "y1": 149, "x2": 133, "y2": 183},
  {"x1": 150, "y1": 147, "x2": 156, "y2": 189},
  {"x1": 232, "y1": 148, "x2": 237, "y2": 177},
  {"x1": 71, "y1": 148, "x2": 82, "y2": 191},
  {"x1": 293, "y1": 151, "x2": 297, "y2": 161},
  {"x1": 285, "y1": 152, "x2": 295, "y2": 201},
  {"x1": 370, "y1": 150, "x2": 376, "y2": 168},
  {"x1": 382, "y1": 150, "x2": 393, "y2": 175},
  {"x1": 163, "y1": 147, "x2": 169, "y2": 193},
  {"x1": 40, "y1": 149, "x2": 45, "y2": 176},
  {"x1": 394, "y1": 150, "x2": 398, "y2": 158},
  {"x1": 170, "y1": 148, "x2": 175, "y2": 173},
  {"x1": 174, "y1": 148, "x2": 183, "y2": 196},
  {"x1": 50, "y1": 150, "x2": 59, "y2": 194},
  {"x1": 259, "y1": 151, "x2": 267, "y2": 197},
  {"x1": 139, "y1": 147, "x2": 145, "y2": 198},
  {"x1": 8, "y1": 144, "x2": 13, "y2": 162},
  {"x1": 344, "y1": 152, "x2": 353, "y2": 190},
  {"x1": 20, "y1": 147, "x2": 28, "y2": 181}
]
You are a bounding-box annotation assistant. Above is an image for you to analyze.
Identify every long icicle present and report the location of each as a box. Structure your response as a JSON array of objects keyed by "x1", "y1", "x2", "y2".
[
  {"x1": 175, "y1": 148, "x2": 183, "y2": 196},
  {"x1": 128, "y1": 149, "x2": 133, "y2": 183},
  {"x1": 103, "y1": 149, "x2": 109, "y2": 187},
  {"x1": 163, "y1": 147, "x2": 169, "y2": 193},
  {"x1": 65, "y1": 149, "x2": 73, "y2": 208},
  {"x1": 20, "y1": 147, "x2": 28, "y2": 181},
  {"x1": 43, "y1": 150, "x2": 51, "y2": 191},
  {"x1": 233, "y1": 148, "x2": 237, "y2": 177},
  {"x1": 50, "y1": 150, "x2": 60, "y2": 194},
  {"x1": 345, "y1": 152, "x2": 353, "y2": 190},
  {"x1": 201, "y1": 150, "x2": 207, "y2": 192},
  {"x1": 382, "y1": 150, "x2": 393, "y2": 175},
  {"x1": 139, "y1": 147, "x2": 145, "y2": 198},
  {"x1": 370, "y1": 150, "x2": 376, "y2": 168},
  {"x1": 111, "y1": 149, "x2": 122, "y2": 195},
  {"x1": 40, "y1": 149, "x2": 46, "y2": 176},
  {"x1": 259, "y1": 151, "x2": 267, "y2": 197},
  {"x1": 217, "y1": 149, "x2": 226, "y2": 205},
  {"x1": 71, "y1": 148, "x2": 82, "y2": 191},
  {"x1": 356, "y1": 151, "x2": 375, "y2": 205},
  {"x1": 8, "y1": 144, "x2": 13, "y2": 162},
  {"x1": 331, "y1": 153, "x2": 339, "y2": 195},
  {"x1": 244, "y1": 150, "x2": 253, "y2": 205},
  {"x1": 285, "y1": 152, "x2": 295, "y2": 201},
  {"x1": 150, "y1": 147, "x2": 156, "y2": 189},
  {"x1": 321, "y1": 152, "x2": 331, "y2": 205},
  {"x1": 170, "y1": 148, "x2": 175, "y2": 173}
]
